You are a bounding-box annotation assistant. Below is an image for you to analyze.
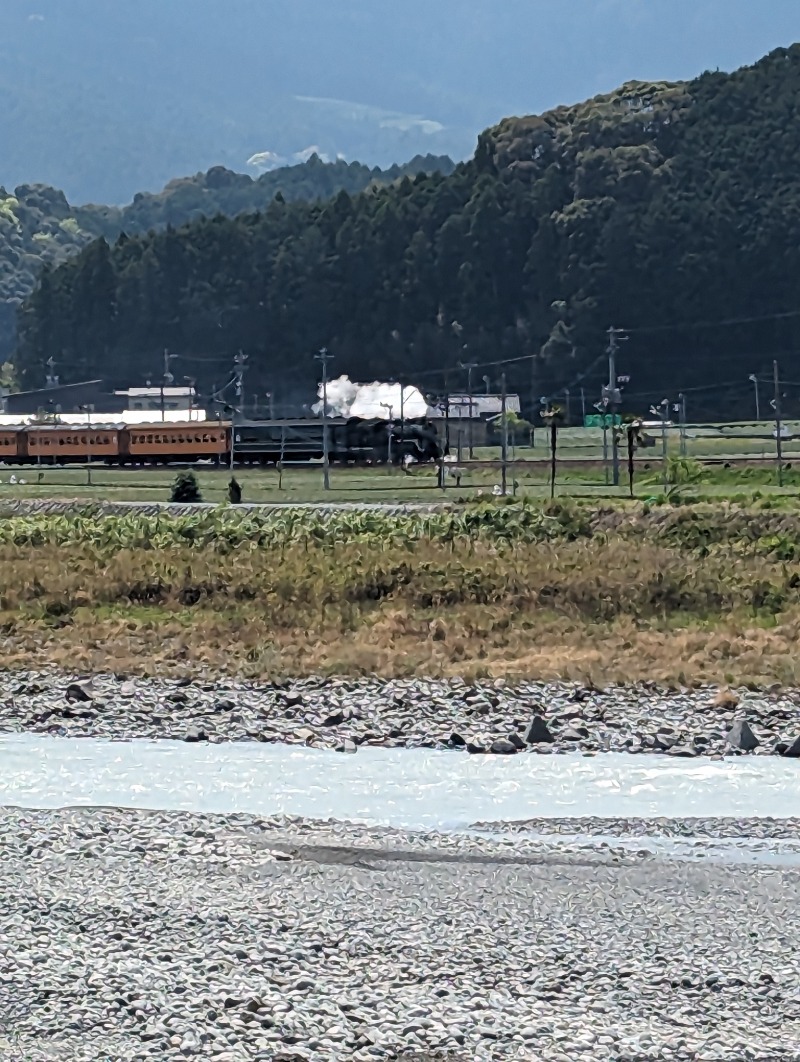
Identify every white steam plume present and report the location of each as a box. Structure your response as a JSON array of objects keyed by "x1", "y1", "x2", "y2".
[{"x1": 315, "y1": 375, "x2": 428, "y2": 419}]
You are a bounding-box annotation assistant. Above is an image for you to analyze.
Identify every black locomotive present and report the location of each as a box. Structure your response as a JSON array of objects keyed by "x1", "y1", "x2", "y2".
[{"x1": 232, "y1": 416, "x2": 442, "y2": 465}]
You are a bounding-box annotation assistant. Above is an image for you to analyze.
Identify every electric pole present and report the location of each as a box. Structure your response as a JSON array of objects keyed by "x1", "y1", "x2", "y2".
[
  {"x1": 228, "y1": 352, "x2": 247, "y2": 470},
  {"x1": 605, "y1": 327, "x2": 627, "y2": 487},
  {"x1": 460, "y1": 360, "x2": 478, "y2": 459},
  {"x1": 749, "y1": 374, "x2": 761, "y2": 422},
  {"x1": 316, "y1": 347, "x2": 334, "y2": 490},
  {"x1": 161, "y1": 349, "x2": 178, "y2": 423},
  {"x1": 380, "y1": 403, "x2": 394, "y2": 465},
  {"x1": 773, "y1": 360, "x2": 784, "y2": 488},
  {"x1": 500, "y1": 373, "x2": 508, "y2": 497},
  {"x1": 233, "y1": 351, "x2": 247, "y2": 416},
  {"x1": 679, "y1": 393, "x2": 687, "y2": 457}
]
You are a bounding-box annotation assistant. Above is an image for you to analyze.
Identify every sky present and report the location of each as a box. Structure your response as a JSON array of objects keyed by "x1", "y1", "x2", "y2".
[
  {"x1": 2, "y1": 0, "x2": 800, "y2": 201},
  {"x1": 477, "y1": 0, "x2": 800, "y2": 124}
]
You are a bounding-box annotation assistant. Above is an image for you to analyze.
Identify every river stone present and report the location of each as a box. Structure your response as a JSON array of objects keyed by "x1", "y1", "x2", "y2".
[
  {"x1": 183, "y1": 726, "x2": 207, "y2": 742},
  {"x1": 489, "y1": 739, "x2": 518, "y2": 755},
  {"x1": 726, "y1": 720, "x2": 760, "y2": 752},
  {"x1": 65, "y1": 681, "x2": 94, "y2": 703},
  {"x1": 782, "y1": 735, "x2": 800, "y2": 758},
  {"x1": 336, "y1": 739, "x2": 358, "y2": 754},
  {"x1": 523, "y1": 717, "x2": 554, "y2": 745}
]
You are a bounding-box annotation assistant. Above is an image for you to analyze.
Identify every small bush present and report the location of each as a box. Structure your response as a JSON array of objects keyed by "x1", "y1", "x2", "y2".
[{"x1": 170, "y1": 471, "x2": 202, "y2": 504}]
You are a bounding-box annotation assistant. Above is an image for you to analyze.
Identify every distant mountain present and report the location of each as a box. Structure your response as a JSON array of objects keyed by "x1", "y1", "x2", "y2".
[
  {"x1": 2, "y1": 0, "x2": 798, "y2": 203},
  {"x1": 0, "y1": 154, "x2": 455, "y2": 367}
]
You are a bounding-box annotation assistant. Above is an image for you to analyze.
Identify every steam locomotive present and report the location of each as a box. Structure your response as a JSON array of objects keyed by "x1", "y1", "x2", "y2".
[{"x1": 232, "y1": 416, "x2": 443, "y2": 465}]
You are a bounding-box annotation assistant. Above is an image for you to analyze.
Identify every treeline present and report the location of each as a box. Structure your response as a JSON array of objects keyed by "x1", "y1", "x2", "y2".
[
  {"x1": 17, "y1": 46, "x2": 800, "y2": 418},
  {"x1": 0, "y1": 154, "x2": 454, "y2": 370}
]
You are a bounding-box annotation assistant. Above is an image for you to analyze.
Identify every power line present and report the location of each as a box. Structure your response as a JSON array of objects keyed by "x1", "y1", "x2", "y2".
[{"x1": 625, "y1": 308, "x2": 800, "y2": 336}]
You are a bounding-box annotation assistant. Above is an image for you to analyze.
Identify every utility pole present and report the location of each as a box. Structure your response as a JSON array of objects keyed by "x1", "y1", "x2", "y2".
[
  {"x1": 678, "y1": 393, "x2": 687, "y2": 457},
  {"x1": 606, "y1": 327, "x2": 626, "y2": 487},
  {"x1": 315, "y1": 347, "x2": 334, "y2": 490},
  {"x1": 184, "y1": 377, "x2": 196, "y2": 421},
  {"x1": 596, "y1": 399, "x2": 610, "y2": 486},
  {"x1": 773, "y1": 360, "x2": 784, "y2": 488},
  {"x1": 749, "y1": 374, "x2": 761, "y2": 422},
  {"x1": 161, "y1": 349, "x2": 178, "y2": 423},
  {"x1": 399, "y1": 382, "x2": 405, "y2": 450},
  {"x1": 79, "y1": 404, "x2": 93, "y2": 485},
  {"x1": 460, "y1": 360, "x2": 478, "y2": 459},
  {"x1": 45, "y1": 356, "x2": 58, "y2": 389},
  {"x1": 651, "y1": 399, "x2": 669, "y2": 492},
  {"x1": 233, "y1": 351, "x2": 247, "y2": 418},
  {"x1": 380, "y1": 403, "x2": 394, "y2": 465},
  {"x1": 564, "y1": 388, "x2": 571, "y2": 427},
  {"x1": 580, "y1": 387, "x2": 586, "y2": 425},
  {"x1": 228, "y1": 352, "x2": 247, "y2": 471},
  {"x1": 500, "y1": 373, "x2": 508, "y2": 497}
]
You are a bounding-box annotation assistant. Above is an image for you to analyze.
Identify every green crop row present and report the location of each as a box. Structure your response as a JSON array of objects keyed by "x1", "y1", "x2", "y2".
[{"x1": 1, "y1": 499, "x2": 800, "y2": 557}]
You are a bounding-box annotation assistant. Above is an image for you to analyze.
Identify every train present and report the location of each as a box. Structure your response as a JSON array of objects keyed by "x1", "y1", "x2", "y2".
[
  {"x1": 0, "y1": 422, "x2": 230, "y2": 465},
  {"x1": 232, "y1": 416, "x2": 442, "y2": 465},
  {"x1": 0, "y1": 416, "x2": 444, "y2": 467}
]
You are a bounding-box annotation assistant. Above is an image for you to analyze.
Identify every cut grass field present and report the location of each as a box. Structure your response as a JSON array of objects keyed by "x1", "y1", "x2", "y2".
[
  {"x1": 2, "y1": 446, "x2": 800, "y2": 506},
  {"x1": 3, "y1": 502, "x2": 800, "y2": 686}
]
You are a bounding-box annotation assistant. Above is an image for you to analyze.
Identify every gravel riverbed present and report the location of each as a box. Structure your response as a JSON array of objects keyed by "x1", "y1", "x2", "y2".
[
  {"x1": 2, "y1": 670, "x2": 800, "y2": 758},
  {"x1": 3, "y1": 808, "x2": 800, "y2": 1061}
]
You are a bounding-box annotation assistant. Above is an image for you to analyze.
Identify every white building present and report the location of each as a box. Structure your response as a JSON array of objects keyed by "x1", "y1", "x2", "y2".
[{"x1": 115, "y1": 386, "x2": 197, "y2": 413}]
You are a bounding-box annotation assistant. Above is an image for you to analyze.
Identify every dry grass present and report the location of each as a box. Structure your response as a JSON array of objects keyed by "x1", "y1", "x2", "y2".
[{"x1": 1, "y1": 531, "x2": 799, "y2": 686}]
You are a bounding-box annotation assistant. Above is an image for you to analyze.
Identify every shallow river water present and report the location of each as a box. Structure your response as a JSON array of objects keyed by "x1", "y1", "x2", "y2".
[{"x1": 1, "y1": 734, "x2": 799, "y2": 830}]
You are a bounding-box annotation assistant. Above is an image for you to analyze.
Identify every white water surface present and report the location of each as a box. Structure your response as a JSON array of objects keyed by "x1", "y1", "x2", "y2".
[{"x1": 1, "y1": 735, "x2": 799, "y2": 831}]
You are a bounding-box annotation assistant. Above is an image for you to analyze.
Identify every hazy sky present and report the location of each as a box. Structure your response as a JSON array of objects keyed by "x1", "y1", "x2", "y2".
[
  {"x1": 460, "y1": 0, "x2": 800, "y2": 123},
  {"x1": 3, "y1": 0, "x2": 800, "y2": 200}
]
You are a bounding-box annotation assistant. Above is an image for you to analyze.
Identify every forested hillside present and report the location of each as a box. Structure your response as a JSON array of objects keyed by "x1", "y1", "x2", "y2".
[
  {"x1": 18, "y1": 46, "x2": 800, "y2": 417},
  {"x1": 0, "y1": 154, "x2": 454, "y2": 371}
]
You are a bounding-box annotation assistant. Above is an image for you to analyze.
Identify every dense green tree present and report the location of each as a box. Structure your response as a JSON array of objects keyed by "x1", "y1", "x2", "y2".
[
  {"x1": 16, "y1": 47, "x2": 800, "y2": 418},
  {"x1": 0, "y1": 154, "x2": 455, "y2": 366}
]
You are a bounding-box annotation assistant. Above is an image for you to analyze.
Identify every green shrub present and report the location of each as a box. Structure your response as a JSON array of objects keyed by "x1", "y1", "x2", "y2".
[{"x1": 170, "y1": 471, "x2": 202, "y2": 504}]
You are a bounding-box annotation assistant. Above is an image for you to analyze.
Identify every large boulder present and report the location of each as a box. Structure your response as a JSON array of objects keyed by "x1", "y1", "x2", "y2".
[
  {"x1": 725, "y1": 720, "x2": 760, "y2": 752},
  {"x1": 489, "y1": 738, "x2": 518, "y2": 755},
  {"x1": 523, "y1": 717, "x2": 554, "y2": 745}
]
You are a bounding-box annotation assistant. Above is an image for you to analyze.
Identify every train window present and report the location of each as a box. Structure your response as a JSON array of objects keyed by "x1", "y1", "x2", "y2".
[{"x1": 177, "y1": 435, "x2": 184, "y2": 444}]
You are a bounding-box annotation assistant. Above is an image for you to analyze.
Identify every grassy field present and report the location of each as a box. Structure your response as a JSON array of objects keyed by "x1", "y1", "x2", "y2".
[
  {"x1": 3, "y1": 502, "x2": 800, "y2": 686},
  {"x1": 0, "y1": 419, "x2": 795, "y2": 506}
]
